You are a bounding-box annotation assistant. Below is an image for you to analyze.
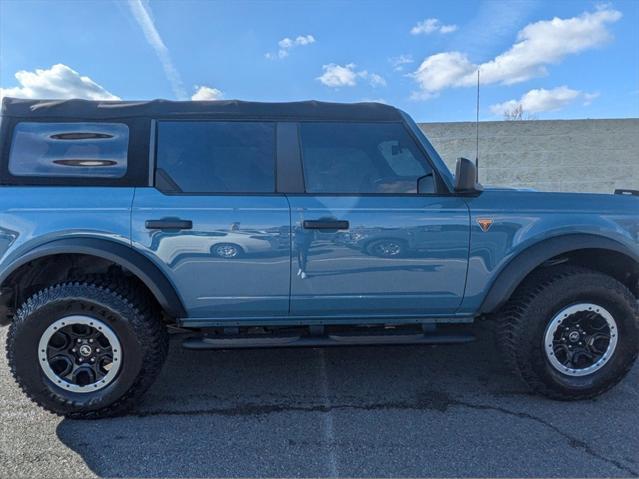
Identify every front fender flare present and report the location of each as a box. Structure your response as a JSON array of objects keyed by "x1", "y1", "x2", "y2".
[
  {"x1": 479, "y1": 233, "x2": 639, "y2": 314},
  {"x1": 0, "y1": 237, "x2": 186, "y2": 319}
]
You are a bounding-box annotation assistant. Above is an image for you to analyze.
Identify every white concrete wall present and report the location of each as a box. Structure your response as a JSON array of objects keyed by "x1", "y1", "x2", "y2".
[{"x1": 419, "y1": 119, "x2": 639, "y2": 193}]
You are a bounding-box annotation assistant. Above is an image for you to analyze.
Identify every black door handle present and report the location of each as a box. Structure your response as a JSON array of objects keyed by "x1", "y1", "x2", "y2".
[
  {"x1": 145, "y1": 219, "x2": 193, "y2": 230},
  {"x1": 303, "y1": 219, "x2": 350, "y2": 230}
]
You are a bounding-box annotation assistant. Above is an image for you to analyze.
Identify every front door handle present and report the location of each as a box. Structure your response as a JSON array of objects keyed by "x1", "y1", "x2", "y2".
[
  {"x1": 303, "y1": 219, "x2": 350, "y2": 230},
  {"x1": 145, "y1": 219, "x2": 193, "y2": 230}
]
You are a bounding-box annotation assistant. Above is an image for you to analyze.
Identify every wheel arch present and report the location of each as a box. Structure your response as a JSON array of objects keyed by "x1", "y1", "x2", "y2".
[
  {"x1": 0, "y1": 237, "x2": 186, "y2": 325},
  {"x1": 480, "y1": 233, "x2": 639, "y2": 314}
]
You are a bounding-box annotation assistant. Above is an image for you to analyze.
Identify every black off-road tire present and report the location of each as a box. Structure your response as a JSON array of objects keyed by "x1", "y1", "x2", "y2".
[
  {"x1": 6, "y1": 277, "x2": 169, "y2": 418},
  {"x1": 496, "y1": 265, "x2": 639, "y2": 400}
]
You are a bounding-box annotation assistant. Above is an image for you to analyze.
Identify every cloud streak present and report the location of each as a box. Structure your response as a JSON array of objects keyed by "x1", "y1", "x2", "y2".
[
  {"x1": 127, "y1": 0, "x2": 186, "y2": 99},
  {"x1": 389, "y1": 54, "x2": 414, "y2": 72}
]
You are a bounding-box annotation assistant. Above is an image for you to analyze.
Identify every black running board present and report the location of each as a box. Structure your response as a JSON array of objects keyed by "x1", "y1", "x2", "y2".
[{"x1": 182, "y1": 331, "x2": 475, "y2": 350}]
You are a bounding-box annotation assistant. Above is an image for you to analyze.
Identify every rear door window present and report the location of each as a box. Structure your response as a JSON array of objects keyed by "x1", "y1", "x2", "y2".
[
  {"x1": 9, "y1": 122, "x2": 129, "y2": 178},
  {"x1": 156, "y1": 121, "x2": 276, "y2": 193}
]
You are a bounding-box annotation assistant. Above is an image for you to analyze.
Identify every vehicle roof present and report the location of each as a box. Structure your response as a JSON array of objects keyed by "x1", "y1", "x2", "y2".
[{"x1": 1, "y1": 97, "x2": 404, "y2": 121}]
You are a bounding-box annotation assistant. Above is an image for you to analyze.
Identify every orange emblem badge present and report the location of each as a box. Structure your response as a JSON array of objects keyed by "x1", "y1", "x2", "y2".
[{"x1": 477, "y1": 218, "x2": 493, "y2": 232}]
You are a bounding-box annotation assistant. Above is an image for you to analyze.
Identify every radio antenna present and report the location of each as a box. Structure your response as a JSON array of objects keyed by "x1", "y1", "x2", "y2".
[{"x1": 475, "y1": 68, "x2": 480, "y2": 181}]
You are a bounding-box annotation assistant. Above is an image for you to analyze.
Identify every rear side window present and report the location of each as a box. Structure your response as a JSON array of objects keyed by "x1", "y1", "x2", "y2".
[
  {"x1": 9, "y1": 122, "x2": 129, "y2": 178},
  {"x1": 156, "y1": 121, "x2": 275, "y2": 193},
  {"x1": 299, "y1": 122, "x2": 434, "y2": 194}
]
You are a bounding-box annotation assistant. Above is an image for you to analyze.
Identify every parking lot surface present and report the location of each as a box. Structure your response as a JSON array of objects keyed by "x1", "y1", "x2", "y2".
[{"x1": 1, "y1": 323, "x2": 638, "y2": 478}]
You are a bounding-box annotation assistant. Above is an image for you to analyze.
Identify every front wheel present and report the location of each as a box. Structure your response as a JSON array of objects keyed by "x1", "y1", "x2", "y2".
[
  {"x1": 496, "y1": 266, "x2": 639, "y2": 400},
  {"x1": 6, "y1": 278, "x2": 168, "y2": 418}
]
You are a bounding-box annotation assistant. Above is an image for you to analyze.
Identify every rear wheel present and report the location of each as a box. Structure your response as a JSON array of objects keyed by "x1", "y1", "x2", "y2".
[
  {"x1": 496, "y1": 266, "x2": 639, "y2": 400},
  {"x1": 6, "y1": 277, "x2": 168, "y2": 418}
]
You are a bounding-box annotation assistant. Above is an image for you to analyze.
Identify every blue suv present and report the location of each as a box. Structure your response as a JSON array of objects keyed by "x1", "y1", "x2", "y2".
[{"x1": 1, "y1": 97, "x2": 638, "y2": 418}]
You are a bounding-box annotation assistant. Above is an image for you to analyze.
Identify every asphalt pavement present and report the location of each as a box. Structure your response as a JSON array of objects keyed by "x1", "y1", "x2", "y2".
[{"x1": 1, "y1": 323, "x2": 638, "y2": 478}]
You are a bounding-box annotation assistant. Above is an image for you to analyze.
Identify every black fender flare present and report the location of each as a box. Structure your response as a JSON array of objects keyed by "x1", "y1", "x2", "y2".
[
  {"x1": 0, "y1": 237, "x2": 186, "y2": 319},
  {"x1": 479, "y1": 233, "x2": 639, "y2": 314}
]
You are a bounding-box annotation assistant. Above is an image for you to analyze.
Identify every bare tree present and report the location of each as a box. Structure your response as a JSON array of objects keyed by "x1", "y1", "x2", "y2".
[
  {"x1": 503, "y1": 103, "x2": 537, "y2": 121},
  {"x1": 503, "y1": 103, "x2": 524, "y2": 121}
]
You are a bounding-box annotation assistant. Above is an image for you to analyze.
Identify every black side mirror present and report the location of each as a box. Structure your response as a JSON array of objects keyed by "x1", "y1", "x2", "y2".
[{"x1": 454, "y1": 157, "x2": 482, "y2": 194}]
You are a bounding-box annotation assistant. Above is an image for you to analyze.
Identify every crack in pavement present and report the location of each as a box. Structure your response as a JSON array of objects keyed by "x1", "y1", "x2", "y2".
[
  {"x1": 128, "y1": 390, "x2": 637, "y2": 477},
  {"x1": 441, "y1": 397, "x2": 638, "y2": 477}
]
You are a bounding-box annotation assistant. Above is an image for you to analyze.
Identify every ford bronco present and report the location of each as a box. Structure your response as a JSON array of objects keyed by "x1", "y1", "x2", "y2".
[{"x1": 1, "y1": 97, "x2": 637, "y2": 418}]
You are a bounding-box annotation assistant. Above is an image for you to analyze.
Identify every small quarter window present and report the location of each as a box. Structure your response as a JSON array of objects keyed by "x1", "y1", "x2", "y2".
[{"x1": 9, "y1": 122, "x2": 129, "y2": 178}]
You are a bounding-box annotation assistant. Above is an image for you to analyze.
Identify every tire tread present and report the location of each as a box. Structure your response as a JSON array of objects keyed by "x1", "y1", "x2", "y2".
[
  {"x1": 496, "y1": 265, "x2": 639, "y2": 400},
  {"x1": 6, "y1": 276, "x2": 168, "y2": 418}
]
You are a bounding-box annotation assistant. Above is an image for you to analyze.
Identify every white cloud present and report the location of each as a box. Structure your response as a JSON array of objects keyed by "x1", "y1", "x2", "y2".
[
  {"x1": 389, "y1": 54, "x2": 414, "y2": 71},
  {"x1": 439, "y1": 24, "x2": 459, "y2": 34},
  {"x1": 361, "y1": 98, "x2": 388, "y2": 104},
  {"x1": 317, "y1": 63, "x2": 358, "y2": 87},
  {"x1": 266, "y1": 34, "x2": 315, "y2": 59},
  {"x1": 490, "y1": 86, "x2": 597, "y2": 116},
  {"x1": 316, "y1": 63, "x2": 386, "y2": 88},
  {"x1": 410, "y1": 18, "x2": 458, "y2": 35},
  {"x1": 191, "y1": 85, "x2": 223, "y2": 101},
  {"x1": 582, "y1": 92, "x2": 600, "y2": 105},
  {"x1": 367, "y1": 73, "x2": 387, "y2": 88},
  {"x1": 0, "y1": 64, "x2": 120, "y2": 101},
  {"x1": 412, "y1": 52, "x2": 476, "y2": 96},
  {"x1": 127, "y1": 0, "x2": 186, "y2": 99},
  {"x1": 411, "y1": 6, "x2": 621, "y2": 98}
]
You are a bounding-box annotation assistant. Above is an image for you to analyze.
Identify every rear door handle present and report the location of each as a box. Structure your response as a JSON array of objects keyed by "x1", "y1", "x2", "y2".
[
  {"x1": 145, "y1": 219, "x2": 193, "y2": 230},
  {"x1": 303, "y1": 220, "x2": 350, "y2": 230}
]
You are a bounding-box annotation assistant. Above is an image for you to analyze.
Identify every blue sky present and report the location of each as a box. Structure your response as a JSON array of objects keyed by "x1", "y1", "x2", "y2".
[{"x1": 1, "y1": 0, "x2": 638, "y2": 122}]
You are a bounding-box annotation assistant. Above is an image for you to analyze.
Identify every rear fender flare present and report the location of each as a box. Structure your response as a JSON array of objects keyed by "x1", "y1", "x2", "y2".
[{"x1": 0, "y1": 237, "x2": 186, "y2": 319}]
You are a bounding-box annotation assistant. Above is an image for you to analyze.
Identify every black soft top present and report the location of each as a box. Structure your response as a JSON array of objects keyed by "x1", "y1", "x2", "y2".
[{"x1": 1, "y1": 97, "x2": 403, "y2": 121}]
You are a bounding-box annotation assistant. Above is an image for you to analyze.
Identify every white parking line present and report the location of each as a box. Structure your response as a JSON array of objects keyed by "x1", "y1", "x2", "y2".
[{"x1": 318, "y1": 349, "x2": 339, "y2": 477}]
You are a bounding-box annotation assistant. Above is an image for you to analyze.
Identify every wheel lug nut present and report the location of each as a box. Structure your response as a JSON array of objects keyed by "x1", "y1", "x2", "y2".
[
  {"x1": 77, "y1": 339, "x2": 81, "y2": 343},
  {"x1": 91, "y1": 358, "x2": 95, "y2": 363},
  {"x1": 89, "y1": 339, "x2": 94, "y2": 343},
  {"x1": 96, "y1": 348, "x2": 100, "y2": 353},
  {"x1": 71, "y1": 348, "x2": 76, "y2": 353}
]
